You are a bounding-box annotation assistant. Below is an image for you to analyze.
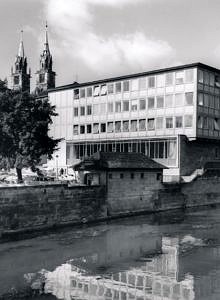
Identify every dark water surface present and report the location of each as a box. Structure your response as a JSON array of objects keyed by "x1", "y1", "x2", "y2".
[{"x1": 1, "y1": 208, "x2": 220, "y2": 299}]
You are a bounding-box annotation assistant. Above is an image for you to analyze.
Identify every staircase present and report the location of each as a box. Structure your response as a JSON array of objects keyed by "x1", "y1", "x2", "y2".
[{"x1": 181, "y1": 168, "x2": 204, "y2": 183}]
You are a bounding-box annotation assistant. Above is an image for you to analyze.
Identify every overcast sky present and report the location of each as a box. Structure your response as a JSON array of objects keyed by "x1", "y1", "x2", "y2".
[{"x1": 1, "y1": 0, "x2": 220, "y2": 89}]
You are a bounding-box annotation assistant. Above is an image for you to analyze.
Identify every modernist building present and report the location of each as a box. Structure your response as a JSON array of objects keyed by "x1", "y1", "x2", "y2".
[{"x1": 48, "y1": 62, "x2": 220, "y2": 181}]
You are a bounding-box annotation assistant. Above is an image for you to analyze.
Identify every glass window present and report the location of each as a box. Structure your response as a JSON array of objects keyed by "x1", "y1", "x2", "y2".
[
  {"x1": 204, "y1": 94, "x2": 209, "y2": 107},
  {"x1": 198, "y1": 116, "x2": 203, "y2": 129},
  {"x1": 100, "y1": 84, "x2": 107, "y2": 95},
  {"x1": 209, "y1": 95, "x2": 214, "y2": 108},
  {"x1": 80, "y1": 88, "x2": 85, "y2": 98},
  {"x1": 87, "y1": 124, "x2": 92, "y2": 133},
  {"x1": 80, "y1": 106, "x2": 85, "y2": 116},
  {"x1": 107, "y1": 122, "x2": 114, "y2": 133},
  {"x1": 122, "y1": 120, "x2": 129, "y2": 132},
  {"x1": 166, "y1": 117, "x2": 173, "y2": 129},
  {"x1": 108, "y1": 102, "x2": 113, "y2": 113},
  {"x1": 73, "y1": 125, "x2": 78, "y2": 135},
  {"x1": 185, "y1": 92, "x2": 193, "y2": 106},
  {"x1": 139, "y1": 77, "x2": 146, "y2": 90},
  {"x1": 123, "y1": 80, "x2": 130, "y2": 92},
  {"x1": 156, "y1": 96, "x2": 164, "y2": 108},
  {"x1": 80, "y1": 125, "x2": 85, "y2": 134},
  {"x1": 115, "y1": 82, "x2": 122, "y2": 93},
  {"x1": 198, "y1": 93, "x2": 204, "y2": 106},
  {"x1": 115, "y1": 121, "x2": 121, "y2": 132},
  {"x1": 108, "y1": 83, "x2": 114, "y2": 94},
  {"x1": 131, "y1": 79, "x2": 139, "y2": 91},
  {"x1": 93, "y1": 123, "x2": 99, "y2": 134},
  {"x1": 215, "y1": 75, "x2": 220, "y2": 87},
  {"x1": 93, "y1": 85, "x2": 100, "y2": 97},
  {"x1": 74, "y1": 89, "x2": 79, "y2": 99},
  {"x1": 185, "y1": 69, "x2": 194, "y2": 83},
  {"x1": 131, "y1": 99, "x2": 138, "y2": 111},
  {"x1": 87, "y1": 87, "x2": 92, "y2": 97},
  {"x1": 204, "y1": 72, "x2": 209, "y2": 85},
  {"x1": 74, "y1": 107, "x2": 78, "y2": 116},
  {"x1": 165, "y1": 94, "x2": 173, "y2": 107},
  {"x1": 175, "y1": 71, "x2": 184, "y2": 84},
  {"x1": 87, "y1": 105, "x2": 92, "y2": 115},
  {"x1": 198, "y1": 70, "x2": 204, "y2": 84},
  {"x1": 130, "y1": 120, "x2": 138, "y2": 131},
  {"x1": 156, "y1": 117, "x2": 163, "y2": 129},
  {"x1": 210, "y1": 73, "x2": 215, "y2": 87},
  {"x1": 157, "y1": 74, "x2": 165, "y2": 87},
  {"x1": 100, "y1": 123, "x2": 106, "y2": 133},
  {"x1": 148, "y1": 97, "x2": 155, "y2": 109},
  {"x1": 123, "y1": 101, "x2": 129, "y2": 111},
  {"x1": 148, "y1": 118, "x2": 155, "y2": 130},
  {"x1": 115, "y1": 101, "x2": 121, "y2": 113},
  {"x1": 93, "y1": 104, "x2": 99, "y2": 115},
  {"x1": 175, "y1": 93, "x2": 184, "y2": 106},
  {"x1": 204, "y1": 117, "x2": 208, "y2": 129},
  {"x1": 175, "y1": 116, "x2": 183, "y2": 128},
  {"x1": 215, "y1": 96, "x2": 220, "y2": 109},
  {"x1": 185, "y1": 115, "x2": 193, "y2": 127},
  {"x1": 100, "y1": 103, "x2": 106, "y2": 114},
  {"x1": 139, "y1": 119, "x2": 146, "y2": 131},
  {"x1": 208, "y1": 118, "x2": 214, "y2": 130},
  {"x1": 148, "y1": 76, "x2": 155, "y2": 88},
  {"x1": 214, "y1": 118, "x2": 220, "y2": 130},
  {"x1": 165, "y1": 73, "x2": 173, "y2": 86},
  {"x1": 139, "y1": 98, "x2": 146, "y2": 110}
]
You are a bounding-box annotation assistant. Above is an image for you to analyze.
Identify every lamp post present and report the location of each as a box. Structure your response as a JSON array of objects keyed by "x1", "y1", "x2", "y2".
[{"x1": 56, "y1": 155, "x2": 59, "y2": 180}]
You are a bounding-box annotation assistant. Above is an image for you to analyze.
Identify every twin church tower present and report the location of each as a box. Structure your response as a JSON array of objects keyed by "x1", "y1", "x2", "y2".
[{"x1": 11, "y1": 24, "x2": 56, "y2": 95}]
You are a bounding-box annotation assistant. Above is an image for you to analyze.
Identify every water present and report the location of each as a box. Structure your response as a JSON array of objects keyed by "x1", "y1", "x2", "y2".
[{"x1": 1, "y1": 208, "x2": 220, "y2": 299}]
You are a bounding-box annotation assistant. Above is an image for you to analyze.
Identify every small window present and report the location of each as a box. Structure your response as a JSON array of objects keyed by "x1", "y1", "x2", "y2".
[
  {"x1": 198, "y1": 93, "x2": 204, "y2": 106},
  {"x1": 198, "y1": 70, "x2": 204, "y2": 84},
  {"x1": 198, "y1": 116, "x2": 203, "y2": 129},
  {"x1": 210, "y1": 73, "x2": 215, "y2": 87},
  {"x1": 100, "y1": 103, "x2": 106, "y2": 114},
  {"x1": 80, "y1": 88, "x2": 85, "y2": 98},
  {"x1": 122, "y1": 120, "x2": 129, "y2": 132},
  {"x1": 130, "y1": 173, "x2": 134, "y2": 179},
  {"x1": 156, "y1": 117, "x2": 163, "y2": 129},
  {"x1": 130, "y1": 120, "x2": 137, "y2": 132},
  {"x1": 185, "y1": 69, "x2": 194, "y2": 83},
  {"x1": 204, "y1": 94, "x2": 209, "y2": 107},
  {"x1": 101, "y1": 123, "x2": 106, "y2": 133},
  {"x1": 115, "y1": 121, "x2": 121, "y2": 132},
  {"x1": 87, "y1": 87, "x2": 92, "y2": 97},
  {"x1": 108, "y1": 102, "x2": 113, "y2": 113},
  {"x1": 87, "y1": 105, "x2": 92, "y2": 115},
  {"x1": 157, "y1": 74, "x2": 165, "y2": 87},
  {"x1": 80, "y1": 125, "x2": 85, "y2": 134},
  {"x1": 100, "y1": 84, "x2": 107, "y2": 95},
  {"x1": 166, "y1": 117, "x2": 173, "y2": 129},
  {"x1": 185, "y1": 92, "x2": 193, "y2": 106},
  {"x1": 131, "y1": 79, "x2": 139, "y2": 91},
  {"x1": 107, "y1": 122, "x2": 114, "y2": 133},
  {"x1": 204, "y1": 72, "x2": 209, "y2": 85},
  {"x1": 175, "y1": 116, "x2": 183, "y2": 128},
  {"x1": 185, "y1": 115, "x2": 193, "y2": 128},
  {"x1": 148, "y1": 97, "x2": 155, "y2": 109},
  {"x1": 215, "y1": 75, "x2": 220, "y2": 88},
  {"x1": 115, "y1": 101, "x2": 121, "y2": 113},
  {"x1": 165, "y1": 94, "x2": 173, "y2": 107},
  {"x1": 175, "y1": 94, "x2": 184, "y2": 107},
  {"x1": 93, "y1": 123, "x2": 99, "y2": 134},
  {"x1": 74, "y1": 89, "x2": 79, "y2": 99},
  {"x1": 148, "y1": 76, "x2": 155, "y2": 88},
  {"x1": 14, "y1": 75, "x2": 20, "y2": 85},
  {"x1": 131, "y1": 99, "x2": 138, "y2": 111},
  {"x1": 140, "y1": 173, "x2": 144, "y2": 179},
  {"x1": 156, "y1": 96, "x2": 164, "y2": 108},
  {"x1": 139, "y1": 119, "x2": 146, "y2": 131},
  {"x1": 109, "y1": 173, "x2": 112, "y2": 179},
  {"x1": 87, "y1": 124, "x2": 92, "y2": 133},
  {"x1": 148, "y1": 118, "x2": 155, "y2": 130},
  {"x1": 175, "y1": 71, "x2": 184, "y2": 84},
  {"x1": 80, "y1": 106, "x2": 85, "y2": 116},
  {"x1": 93, "y1": 104, "x2": 99, "y2": 115},
  {"x1": 73, "y1": 125, "x2": 78, "y2": 135},
  {"x1": 120, "y1": 173, "x2": 124, "y2": 179},
  {"x1": 139, "y1": 98, "x2": 146, "y2": 110},
  {"x1": 115, "y1": 82, "x2": 122, "y2": 93},
  {"x1": 165, "y1": 73, "x2": 173, "y2": 86},
  {"x1": 123, "y1": 101, "x2": 129, "y2": 112},
  {"x1": 214, "y1": 118, "x2": 220, "y2": 131},
  {"x1": 93, "y1": 85, "x2": 100, "y2": 97},
  {"x1": 108, "y1": 83, "x2": 114, "y2": 94},
  {"x1": 123, "y1": 80, "x2": 130, "y2": 92},
  {"x1": 139, "y1": 77, "x2": 146, "y2": 90},
  {"x1": 74, "y1": 107, "x2": 78, "y2": 116}
]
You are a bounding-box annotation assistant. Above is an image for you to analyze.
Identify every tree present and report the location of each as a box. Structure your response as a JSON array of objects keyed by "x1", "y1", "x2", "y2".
[{"x1": 0, "y1": 82, "x2": 61, "y2": 182}]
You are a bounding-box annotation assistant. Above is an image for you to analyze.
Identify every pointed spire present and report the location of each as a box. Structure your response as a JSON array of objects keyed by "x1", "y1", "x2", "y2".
[
  {"x1": 18, "y1": 30, "x2": 25, "y2": 58},
  {"x1": 44, "y1": 21, "x2": 50, "y2": 52}
]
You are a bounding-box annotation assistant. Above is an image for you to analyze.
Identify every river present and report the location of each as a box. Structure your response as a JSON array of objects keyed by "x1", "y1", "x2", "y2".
[{"x1": 1, "y1": 207, "x2": 220, "y2": 299}]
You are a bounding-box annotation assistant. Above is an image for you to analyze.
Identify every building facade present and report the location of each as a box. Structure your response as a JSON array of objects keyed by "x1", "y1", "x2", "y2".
[{"x1": 48, "y1": 63, "x2": 220, "y2": 181}]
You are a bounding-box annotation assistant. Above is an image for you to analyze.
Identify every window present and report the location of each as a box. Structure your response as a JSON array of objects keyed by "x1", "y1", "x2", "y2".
[
  {"x1": 198, "y1": 70, "x2": 204, "y2": 84},
  {"x1": 108, "y1": 102, "x2": 113, "y2": 113},
  {"x1": 130, "y1": 173, "x2": 134, "y2": 179},
  {"x1": 80, "y1": 125, "x2": 85, "y2": 134},
  {"x1": 156, "y1": 96, "x2": 164, "y2": 108},
  {"x1": 74, "y1": 107, "x2": 78, "y2": 116},
  {"x1": 209, "y1": 95, "x2": 214, "y2": 108},
  {"x1": 73, "y1": 125, "x2": 78, "y2": 135},
  {"x1": 204, "y1": 72, "x2": 209, "y2": 85},
  {"x1": 210, "y1": 73, "x2": 215, "y2": 87},
  {"x1": 115, "y1": 121, "x2": 121, "y2": 132},
  {"x1": 175, "y1": 94, "x2": 184, "y2": 107},
  {"x1": 115, "y1": 101, "x2": 121, "y2": 113},
  {"x1": 214, "y1": 118, "x2": 220, "y2": 131},
  {"x1": 123, "y1": 80, "x2": 130, "y2": 92},
  {"x1": 80, "y1": 106, "x2": 85, "y2": 116},
  {"x1": 108, "y1": 83, "x2": 114, "y2": 94},
  {"x1": 148, "y1": 97, "x2": 155, "y2": 109},
  {"x1": 185, "y1": 69, "x2": 194, "y2": 83},
  {"x1": 215, "y1": 96, "x2": 220, "y2": 110},
  {"x1": 87, "y1": 87, "x2": 92, "y2": 97},
  {"x1": 131, "y1": 99, "x2": 138, "y2": 111},
  {"x1": 139, "y1": 119, "x2": 146, "y2": 131},
  {"x1": 115, "y1": 82, "x2": 122, "y2": 93},
  {"x1": 87, "y1": 124, "x2": 92, "y2": 133},
  {"x1": 93, "y1": 104, "x2": 99, "y2": 115},
  {"x1": 120, "y1": 173, "x2": 124, "y2": 179},
  {"x1": 39, "y1": 74, "x2": 45, "y2": 83},
  {"x1": 101, "y1": 123, "x2": 106, "y2": 133},
  {"x1": 185, "y1": 92, "x2": 193, "y2": 106},
  {"x1": 122, "y1": 120, "x2": 129, "y2": 132},
  {"x1": 93, "y1": 85, "x2": 100, "y2": 96},
  {"x1": 148, "y1": 118, "x2": 155, "y2": 130},
  {"x1": 185, "y1": 115, "x2": 193, "y2": 127},
  {"x1": 107, "y1": 122, "x2": 114, "y2": 133},
  {"x1": 80, "y1": 88, "x2": 85, "y2": 98},
  {"x1": 204, "y1": 117, "x2": 208, "y2": 129},
  {"x1": 175, "y1": 71, "x2": 184, "y2": 84},
  {"x1": 130, "y1": 120, "x2": 137, "y2": 131},
  {"x1": 123, "y1": 101, "x2": 129, "y2": 111},
  {"x1": 204, "y1": 94, "x2": 209, "y2": 107},
  {"x1": 131, "y1": 79, "x2": 139, "y2": 91},
  {"x1": 100, "y1": 103, "x2": 106, "y2": 114},
  {"x1": 165, "y1": 73, "x2": 173, "y2": 86},
  {"x1": 156, "y1": 117, "x2": 163, "y2": 129},
  {"x1": 208, "y1": 118, "x2": 214, "y2": 130},
  {"x1": 139, "y1": 77, "x2": 146, "y2": 90},
  {"x1": 175, "y1": 116, "x2": 183, "y2": 128},
  {"x1": 93, "y1": 123, "x2": 99, "y2": 134},
  {"x1": 139, "y1": 98, "x2": 146, "y2": 110},
  {"x1": 157, "y1": 74, "x2": 165, "y2": 87},
  {"x1": 215, "y1": 75, "x2": 220, "y2": 87},
  {"x1": 166, "y1": 117, "x2": 173, "y2": 129},
  {"x1": 14, "y1": 75, "x2": 19, "y2": 84},
  {"x1": 99, "y1": 84, "x2": 107, "y2": 96},
  {"x1": 148, "y1": 76, "x2": 155, "y2": 88},
  {"x1": 74, "y1": 89, "x2": 79, "y2": 99},
  {"x1": 165, "y1": 94, "x2": 173, "y2": 107},
  {"x1": 198, "y1": 116, "x2": 203, "y2": 129},
  {"x1": 198, "y1": 93, "x2": 204, "y2": 106},
  {"x1": 87, "y1": 105, "x2": 92, "y2": 115}
]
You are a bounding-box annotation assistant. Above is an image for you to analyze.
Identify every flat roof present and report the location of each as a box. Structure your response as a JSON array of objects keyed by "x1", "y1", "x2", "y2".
[{"x1": 48, "y1": 62, "x2": 220, "y2": 93}]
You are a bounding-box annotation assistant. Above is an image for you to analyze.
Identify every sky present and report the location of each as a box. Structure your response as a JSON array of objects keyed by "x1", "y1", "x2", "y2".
[{"x1": 1, "y1": 0, "x2": 220, "y2": 90}]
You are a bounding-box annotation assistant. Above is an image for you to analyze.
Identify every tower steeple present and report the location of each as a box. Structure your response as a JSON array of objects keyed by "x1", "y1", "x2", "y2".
[
  {"x1": 35, "y1": 23, "x2": 56, "y2": 95},
  {"x1": 11, "y1": 30, "x2": 30, "y2": 92}
]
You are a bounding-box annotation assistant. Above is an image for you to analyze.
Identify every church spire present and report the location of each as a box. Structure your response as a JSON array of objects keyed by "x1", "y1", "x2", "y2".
[
  {"x1": 18, "y1": 30, "x2": 25, "y2": 58},
  {"x1": 44, "y1": 22, "x2": 50, "y2": 53}
]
